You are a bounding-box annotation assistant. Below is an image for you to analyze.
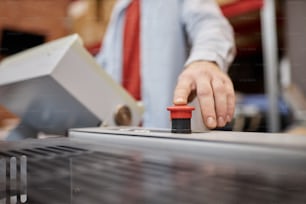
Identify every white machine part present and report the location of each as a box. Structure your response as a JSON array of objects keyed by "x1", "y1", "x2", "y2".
[
  {"x1": 0, "y1": 34, "x2": 143, "y2": 139},
  {"x1": 69, "y1": 126, "x2": 306, "y2": 149}
]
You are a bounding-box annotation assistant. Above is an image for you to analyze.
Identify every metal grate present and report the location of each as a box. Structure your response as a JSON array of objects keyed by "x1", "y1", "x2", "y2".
[
  {"x1": 0, "y1": 155, "x2": 27, "y2": 204},
  {"x1": 0, "y1": 145, "x2": 88, "y2": 204},
  {"x1": 1, "y1": 144, "x2": 306, "y2": 204}
]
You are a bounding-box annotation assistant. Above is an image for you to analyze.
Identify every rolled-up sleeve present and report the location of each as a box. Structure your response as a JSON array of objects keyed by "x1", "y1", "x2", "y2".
[{"x1": 182, "y1": 0, "x2": 236, "y2": 72}]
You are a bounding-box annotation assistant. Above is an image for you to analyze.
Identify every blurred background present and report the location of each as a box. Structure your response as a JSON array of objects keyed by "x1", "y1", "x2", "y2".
[{"x1": 0, "y1": 0, "x2": 306, "y2": 135}]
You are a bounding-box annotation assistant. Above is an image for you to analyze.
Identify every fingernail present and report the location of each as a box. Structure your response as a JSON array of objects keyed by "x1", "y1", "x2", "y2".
[
  {"x1": 207, "y1": 117, "x2": 216, "y2": 128},
  {"x1": 226, "y1": 115, "x2": 231, "y2": 122},
  {"x1": 174, "y1": 97, "x2": 186, "y2": 105},
  {"x1": 218, "y1": 117, "x2": 225, "y2": 126}
]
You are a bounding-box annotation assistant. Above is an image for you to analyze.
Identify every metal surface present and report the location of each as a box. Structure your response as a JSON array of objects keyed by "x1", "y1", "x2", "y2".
[
  {"x1": 1, "y1": 128, "x2": 306, "y2": 203},
  {"x1": 261, "y1": 0, "x2": 280, "y2": 132}
]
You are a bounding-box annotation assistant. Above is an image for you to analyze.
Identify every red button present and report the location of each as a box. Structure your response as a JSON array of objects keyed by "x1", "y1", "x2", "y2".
[{"x1": 167, "y1": 105, "x2": 195, "y2": 119}]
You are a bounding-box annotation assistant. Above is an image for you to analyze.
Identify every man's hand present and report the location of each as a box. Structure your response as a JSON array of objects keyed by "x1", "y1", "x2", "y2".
[{"x1": 173, "y1": 61, "x2": 235, "y2": 129}]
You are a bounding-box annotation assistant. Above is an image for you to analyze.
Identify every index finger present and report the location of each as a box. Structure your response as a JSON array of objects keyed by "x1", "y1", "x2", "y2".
[{"x1": 173, "y1": 76, "x2": 194, "y2": 105}]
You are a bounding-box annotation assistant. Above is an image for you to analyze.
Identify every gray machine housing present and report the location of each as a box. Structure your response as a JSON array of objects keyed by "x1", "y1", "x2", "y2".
[{"x1": 0, "y1": 35, "x2": 143, "y2": 139}]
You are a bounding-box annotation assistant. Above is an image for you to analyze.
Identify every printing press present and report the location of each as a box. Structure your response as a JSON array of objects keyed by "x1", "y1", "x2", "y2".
[{"x1": 1, "y1": 35, "x2": 306, "y2": 204}]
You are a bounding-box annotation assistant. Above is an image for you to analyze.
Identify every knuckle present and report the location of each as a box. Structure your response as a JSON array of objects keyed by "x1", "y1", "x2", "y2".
[
  {"x1": 225, "y1": 79, "x2": 234, "y2": 89},
  {"x1": 177, "y1": 74, "x2": 192, "y2": 86},
  {"x1": 227, "y1": 92, "x2": 235, "y2": 100},
  {"x1": 213, "y1": 82, "x2": 224, "y2": 92},
  {"x1": 216, "y1": 85, "x2": 225, "y2": 93},
  {"x1": 197, "y1": 88, "x2": 213, "y2": 98}
]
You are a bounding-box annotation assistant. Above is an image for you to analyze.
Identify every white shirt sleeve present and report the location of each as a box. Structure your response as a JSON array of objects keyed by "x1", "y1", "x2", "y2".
[{"x1": 182, "y1": 0, "x2": 236, "y2": 72}]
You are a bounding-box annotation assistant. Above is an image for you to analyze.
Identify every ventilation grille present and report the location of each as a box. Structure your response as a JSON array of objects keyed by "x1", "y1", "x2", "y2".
[
  {"x1": 0, "y1": 145, "x2": 88, "y2": 204},
  {"x1": 1, "y1": 144, "x2": 306, "y2": 204},
  {"x1": 0, "y1": 155, "x2": 27, "y2": 204}
]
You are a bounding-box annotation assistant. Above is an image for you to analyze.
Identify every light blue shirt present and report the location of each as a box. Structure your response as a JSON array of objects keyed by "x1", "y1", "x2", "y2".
[{"x1": 96, "y1": 0, "x2": 236, "y2": 128}]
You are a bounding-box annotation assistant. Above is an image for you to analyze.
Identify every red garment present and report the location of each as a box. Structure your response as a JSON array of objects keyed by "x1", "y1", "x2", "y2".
[{"x1": 122, "y1": 0, "x2": 141, "y2": 100}]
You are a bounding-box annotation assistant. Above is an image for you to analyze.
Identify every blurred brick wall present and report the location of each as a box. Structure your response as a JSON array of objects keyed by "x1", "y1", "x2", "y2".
[
  {"x1": 69, "y1": 0, "x2": 116, "y2": 47},
  {"x1": 0, "y1": 0, "x2": 71, "y2": 42}
]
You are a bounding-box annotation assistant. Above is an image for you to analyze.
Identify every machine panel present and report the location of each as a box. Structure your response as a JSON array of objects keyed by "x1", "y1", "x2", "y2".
[{"x1": 1, "y1": 128, "x2": 306, "y2": 203}]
